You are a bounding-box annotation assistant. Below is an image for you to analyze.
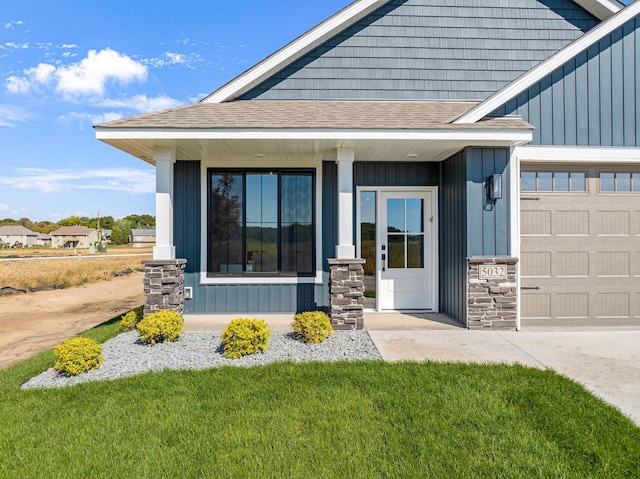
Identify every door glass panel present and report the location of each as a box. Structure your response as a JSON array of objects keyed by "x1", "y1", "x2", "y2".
[
  {"x1": 633, "y1": 173, "x2": 640, "y2": 192},
  {"x1": 387, "y1": 199, "x2": 405, "y2": 233},
  {"x1": 360, "y1": 191, "x2": 376, "y2": 307},
  {"x1": 210, "y1": 173, "x2": 244, "y2": 273},
  {"x1": 538, "y1": 172, "x2": 553, "y2": 191},
  {"x1": 406, "y1": 199, "x2": 424, "y2": 233},
  {"x1": 521, "y1": 172, "x2": 536, "y2": 191},
  {"x1": 407, "y1": 235, "x2": 424, "y2": 268},
  {"x1": 554, "y1": 172, "x2": 569, "y2": 192},
  {"x1": 570, "y1": 172, "x2": 586, "y2": 192},
  {"x1": 387, "y1": 235, "x2": 405, "y2": 269},
  {"x1": 246, "y1": 173, "x2": 278, "y2": 272},
  {"x1": 600, "y1": 173, "x2": 615, "y2": 192},
  {"x1": 617, "y1": 173, "x2": 631, "y2": 192}
]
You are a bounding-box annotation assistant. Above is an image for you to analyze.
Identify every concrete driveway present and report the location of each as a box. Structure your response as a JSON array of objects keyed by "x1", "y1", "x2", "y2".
[{"x1": 367, "y1": 319, "x2": 640, "y2": 427}]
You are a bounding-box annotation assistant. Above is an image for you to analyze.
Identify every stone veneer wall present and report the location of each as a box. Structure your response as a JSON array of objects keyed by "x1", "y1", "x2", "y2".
[
  {"x1": 142, "y1": 259, "x2": 187, "y2": 316},
  {"x1": 327, "y1": 258, "x2": 365, "y2": 330},
  {"x1": 467, "y1": 257, "x2": 518, "y2": 330}
]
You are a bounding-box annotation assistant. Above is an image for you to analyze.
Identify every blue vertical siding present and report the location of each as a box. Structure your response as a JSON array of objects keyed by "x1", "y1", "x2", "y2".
[
  {"x1": 354, "y1": 161, "x2": 439, "y2": 187},
  {"x1": 239, "y1": 0, "x2": 596, "y2": 101},
  {"x1": 439, "y1": 151, "x2": 468, "y2": 325},
  {"x1": 175, "y1": 160, "x2": 319, "y2": 314},
  {"x1": 465, "y1": 148, "x2": 510, "y2": 257},
  {"x1": 494, "y1": 16, "x2": 640, "y2": 146}
]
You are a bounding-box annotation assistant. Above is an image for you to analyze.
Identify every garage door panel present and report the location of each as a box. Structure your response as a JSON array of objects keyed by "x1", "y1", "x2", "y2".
[
  {"x1": 520, "y1": 164, "x2": 639, "y2": 326},
  {"x1": 554, "y1": 211, "x2": 589, "y2": 235}
]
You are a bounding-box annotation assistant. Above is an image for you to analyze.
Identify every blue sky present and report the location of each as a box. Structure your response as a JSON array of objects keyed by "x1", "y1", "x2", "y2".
[
  {"x1": 0, "y1": 1, "x2": 632, "y2": 222},
  {"x1": 0, "y1": 0, "x2": 352, "y2": 221}
]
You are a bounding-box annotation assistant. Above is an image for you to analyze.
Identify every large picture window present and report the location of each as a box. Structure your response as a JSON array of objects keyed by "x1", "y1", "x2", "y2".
[{"x1": 208, "y1": 169, "x2": 315, "y2": 276}]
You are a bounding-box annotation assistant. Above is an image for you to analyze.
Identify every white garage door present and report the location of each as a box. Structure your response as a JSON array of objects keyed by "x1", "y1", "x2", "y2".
[{"x1": 520, "y1": 165, "x2": 640, "y2": 327}]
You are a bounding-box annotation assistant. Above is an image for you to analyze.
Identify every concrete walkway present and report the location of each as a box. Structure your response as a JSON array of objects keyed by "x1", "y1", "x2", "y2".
[{"x1": 366, "y1": 317, "x2": 640, "y2": 427}]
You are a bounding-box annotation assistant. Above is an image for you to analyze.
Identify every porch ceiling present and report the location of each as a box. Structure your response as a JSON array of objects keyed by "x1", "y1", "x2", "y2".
[{"x1": 98, "y1": 134, "x2": 531, "y2": 165}]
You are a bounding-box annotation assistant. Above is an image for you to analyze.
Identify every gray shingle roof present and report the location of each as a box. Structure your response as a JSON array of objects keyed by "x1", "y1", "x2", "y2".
[
  {"x1": 0, "y1": 225, "x2": 37, "y2": 236},
  {"x1": 50, "y1": 226, "x2": 96, "y2": 236},
  {"x1": 96, "y1": 100, "x2": 532, "y2": 131}
]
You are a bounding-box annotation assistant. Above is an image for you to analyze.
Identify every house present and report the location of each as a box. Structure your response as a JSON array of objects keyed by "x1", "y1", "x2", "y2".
[
  {"x1": 96, "y1": 0, "x2": 640, "y2": 330},
  {"x1": 100, "y1": 229, "x2": 112, "y2": 243},
  {"x1": 0, "y1": 225, "x2": 38, "y2": 247},
  {"x1": 130, "y1": 229, "x2": 156, "y2": 248},
  {"x1": 34, "y1": 234, "x2": 52, "y2": 247},
  {"x1": 50, "y1": 226, "x2": 99, "y2": 249}
]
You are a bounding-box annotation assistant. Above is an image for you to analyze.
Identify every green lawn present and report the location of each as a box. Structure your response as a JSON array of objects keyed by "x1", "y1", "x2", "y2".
[{"x1": 0, "y1": 316, "x2": 638, "y2": 478}]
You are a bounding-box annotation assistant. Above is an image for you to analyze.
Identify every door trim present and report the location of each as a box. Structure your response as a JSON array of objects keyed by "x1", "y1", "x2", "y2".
[{"x1": 356, "y1": 186, "x2": 439, "y2": 312}]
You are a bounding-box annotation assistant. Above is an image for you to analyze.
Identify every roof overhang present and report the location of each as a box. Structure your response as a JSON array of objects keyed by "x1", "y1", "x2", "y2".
[{"x1": 96, "y1": 127, "x2": 533, "y2": 165}]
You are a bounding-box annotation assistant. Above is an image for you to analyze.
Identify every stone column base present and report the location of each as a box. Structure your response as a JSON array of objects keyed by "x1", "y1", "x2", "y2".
[
  {"x1": 467, "y1": 257, "x2": 518, "y2": 330},
  {"x1": 142, "y1": 259, "x2": 187, "y2": 316},
  {"x1": 328, "y1": 258, "x2": 365, "y2": 330}
]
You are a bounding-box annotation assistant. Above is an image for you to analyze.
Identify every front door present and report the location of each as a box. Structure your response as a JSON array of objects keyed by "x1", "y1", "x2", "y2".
[{"x1": 378, "y1": 190, "x2": 436, "y2": 310}]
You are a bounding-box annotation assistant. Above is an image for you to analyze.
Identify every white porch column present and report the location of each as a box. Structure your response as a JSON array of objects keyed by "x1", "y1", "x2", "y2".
[
  {"x1": 153, "y1": 147, "x2": 176, "y2": 260},
  {"x1": 335, "y1": 148, "x2": 355, "y2": 259}
]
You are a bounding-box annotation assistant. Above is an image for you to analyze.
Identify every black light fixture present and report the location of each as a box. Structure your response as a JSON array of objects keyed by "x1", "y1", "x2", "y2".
[{"x1": 488, "y1": 174, "x2": 503, "y2": 200}]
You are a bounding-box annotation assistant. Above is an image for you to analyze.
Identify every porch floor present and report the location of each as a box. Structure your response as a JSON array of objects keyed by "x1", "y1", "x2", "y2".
[{"x1": 183, "y1": 312, "x2": 464, "y2": 332}]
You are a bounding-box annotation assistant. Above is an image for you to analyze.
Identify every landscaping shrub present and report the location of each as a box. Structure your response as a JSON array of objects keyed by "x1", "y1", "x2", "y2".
[
  {"x1": 292, "y1": 311, "x2": 333, "y2": 344},
  {"x1": 221, "y1": 318, "x2": 271, "y2": 359},
  {"x1": 54, "y1": 337, "x2": 103, "y2": 376},
  {"x1": 136, "y1": 310, "x2": 183, "y2": 344},
  {"x1": 119, "y1": 310, "x2": 141, "y2": 332}
]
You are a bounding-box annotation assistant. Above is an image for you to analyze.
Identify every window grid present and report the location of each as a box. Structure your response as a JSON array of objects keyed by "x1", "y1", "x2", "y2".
[
  {"x1": 521, "y1": 171, "x2": 587, "y2": 193},
  {"x1": 599, "y1": 172, "x2": 640, "y2": 193}
]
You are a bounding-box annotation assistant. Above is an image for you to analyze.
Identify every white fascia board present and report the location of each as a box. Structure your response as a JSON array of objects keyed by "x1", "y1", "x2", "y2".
[
  {"x1": 516, "y1": 146, "x2": 640, "y2": 162},
  {"x1": 454, "y1": 1, "x2": 640, "y2": 125},
  {"x1": 95, "y1": 128, "x2": 532, "y2": 143},
  {"x1": 575, "y1": 0, "x2": 622, "y2": 20},
  {"x1": 202, "y1": 0, "x2": 389, "y2": 104}
]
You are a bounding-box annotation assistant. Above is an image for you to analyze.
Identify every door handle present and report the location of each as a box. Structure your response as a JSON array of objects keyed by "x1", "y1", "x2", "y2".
[{"x1": 381, "y1": 253, "x2": 386, "y2": 272}]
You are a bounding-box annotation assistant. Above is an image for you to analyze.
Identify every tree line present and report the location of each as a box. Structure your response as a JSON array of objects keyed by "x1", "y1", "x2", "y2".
[{"x1": 0, "y1": 214, "x2": 155, "y2": 245}]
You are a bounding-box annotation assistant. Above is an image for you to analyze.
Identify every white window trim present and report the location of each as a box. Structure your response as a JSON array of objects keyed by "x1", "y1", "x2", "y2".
[
  {"x1": 515, "y1": 146, "x2": 640, "y2": 163},
  {"x1": 199, "y1": 159, "x2": 323, "y2": 285}
]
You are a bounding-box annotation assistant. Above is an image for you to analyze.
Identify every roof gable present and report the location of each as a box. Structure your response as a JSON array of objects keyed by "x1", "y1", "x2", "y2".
[
  {"x1": 205, "y1": 0, "x2": 618, "y2": 103},
  {"x1": 456, "y1": 0, "x2": 640, "y2": 124}
]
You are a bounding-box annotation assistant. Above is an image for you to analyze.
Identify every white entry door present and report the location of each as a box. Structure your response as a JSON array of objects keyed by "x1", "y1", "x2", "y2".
[{"x1": 378, "y1": 191, "x2": 435, "y2": 310}]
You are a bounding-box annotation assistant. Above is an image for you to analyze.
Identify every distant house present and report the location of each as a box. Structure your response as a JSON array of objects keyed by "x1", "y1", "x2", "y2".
[
  {"x1": 34, "y1": 234, "x2": 52, "y2": 247},
  {"x1": 130, "y1": 229, "x2": 156, "y2": 248},
  {"x1": 100, "y1": 229, "x2": 112, "y2": 243},
  {"x1": 50, "y1": 226, "x2": 99, "y2": 249},
  {"x1": 0, "y1": 225, "x2": 38, "y2": 247}
]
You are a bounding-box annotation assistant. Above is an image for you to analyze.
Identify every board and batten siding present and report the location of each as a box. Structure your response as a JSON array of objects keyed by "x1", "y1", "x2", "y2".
[
  {"x1": 493, "y1": 15, "x2": 640, "y2": 146},
  {"x1": 174, "y1": 160, "x2": 321, "y2": 314},
  {"x1": 438, "y1": 148, "x2": 512, "y2": 324},
  {"x1": 239, "y1": 0, "x2": 597, "y2": 101},
  {"x1": 439, "y1": 151, "x2": 468, "y2": 324}
]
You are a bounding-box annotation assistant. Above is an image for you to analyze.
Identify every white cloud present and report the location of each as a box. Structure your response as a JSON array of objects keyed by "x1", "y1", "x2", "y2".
[
  {"x1": 65, "y1": 111, "x2": 125, "y2": 125},
  {"x1": 0, "y1": 104, "x2": 30, "y2": 127},
  {"x1": 97, "y1": 94, "x2": 182, "y2": 112},
  {"x1": 0, "y1": 167, "x2": 155, "y2": 195},
  {"x1": 3, "y1": 42, "x2": 29, "y2": 50},
  {"x1": 3, "y1": 20, "x2": 25, "y2": 29},
  {"x1": 5, "y1": 48, "x2": 148, "y2": 98},
  {"x1": 56, "y1": 48, "x2": 147, "y2": 97},
  {"x1": 145, "y1": 51, "x2": 200, "y2": 69},
  {"x1": 0, "y1": 203, "x2": 9, "y2": 212}
]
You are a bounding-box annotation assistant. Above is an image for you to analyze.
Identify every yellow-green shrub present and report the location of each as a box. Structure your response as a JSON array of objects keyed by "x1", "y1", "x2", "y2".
[
  {"x1": 136, "y1": 310, "x2": 183, "y2": 344},
  {"x1": 119, "y1": 310, "x2": 142, "y2": 332},
  {"x1": 221, "y1": 318, "x2": 271, "y2": 359},
  {"x1": 54, "y1": 337, "x2": 103, "y2": 376},
  {"x1": 292, "y1": 311, "x2": 333, "y2": 344}
]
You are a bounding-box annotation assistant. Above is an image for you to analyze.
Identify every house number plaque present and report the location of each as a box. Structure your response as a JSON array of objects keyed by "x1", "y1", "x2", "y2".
[{"x1": 478, "y1": 265, "x2": 507, "y2": 280}]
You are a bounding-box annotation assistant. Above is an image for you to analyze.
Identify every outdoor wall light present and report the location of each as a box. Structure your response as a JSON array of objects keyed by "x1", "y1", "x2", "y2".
[{"x1": 488, "y1": 174, "x2": 503, "y2": 200}]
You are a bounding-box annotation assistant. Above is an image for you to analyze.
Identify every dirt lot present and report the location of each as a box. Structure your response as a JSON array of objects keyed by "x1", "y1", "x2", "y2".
[{"x1": 0, "y1": 272, "x2": 144, "y2": 369}]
